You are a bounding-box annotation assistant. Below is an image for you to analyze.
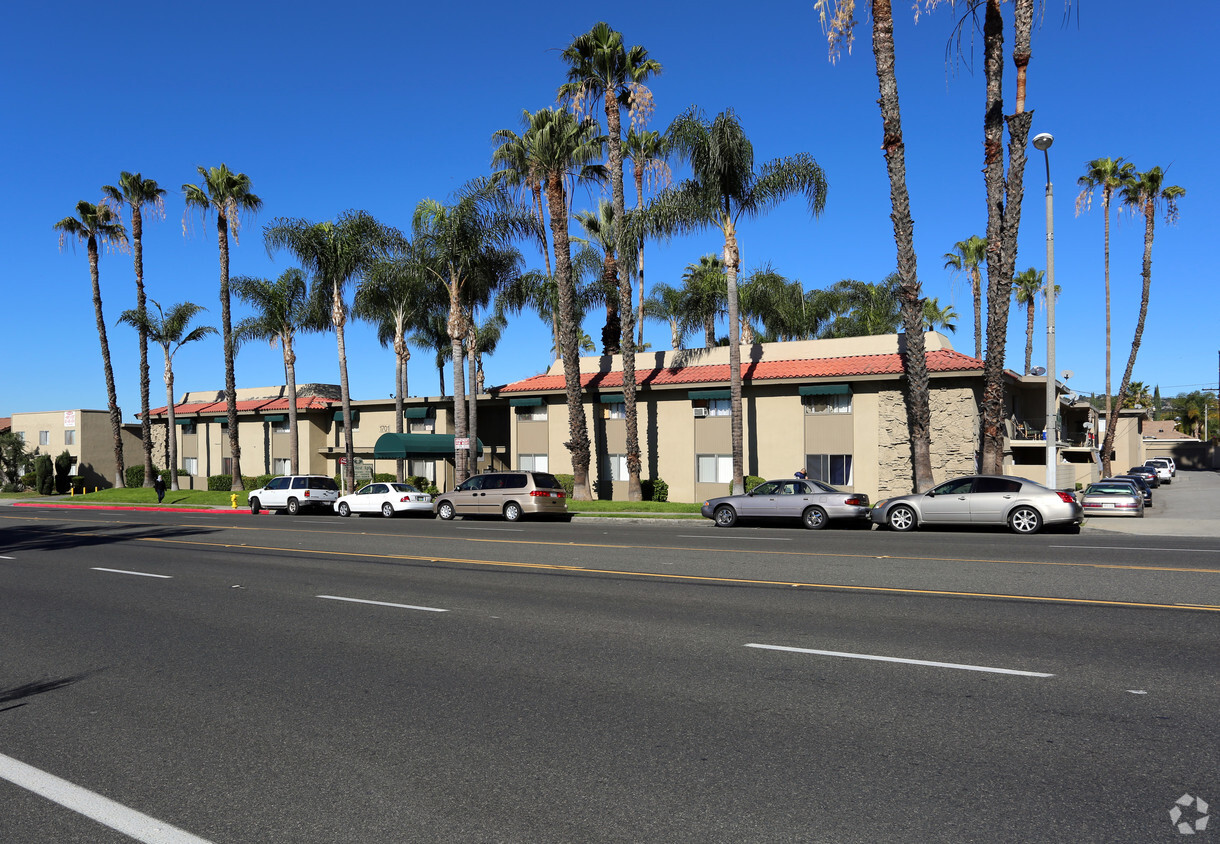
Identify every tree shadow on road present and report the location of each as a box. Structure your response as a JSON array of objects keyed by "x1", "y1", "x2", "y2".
[
  {"x1": 0, "y1": 523, "x2": 218, "y2": 555},
  {"x1": 0, "y1": 671, "x2": 101, "y2": 714}
]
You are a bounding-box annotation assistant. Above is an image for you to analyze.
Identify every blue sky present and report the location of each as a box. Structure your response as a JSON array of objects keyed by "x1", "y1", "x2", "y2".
[{"x1": 5, "y1": 1, "x2": 1214, "y2": 420}]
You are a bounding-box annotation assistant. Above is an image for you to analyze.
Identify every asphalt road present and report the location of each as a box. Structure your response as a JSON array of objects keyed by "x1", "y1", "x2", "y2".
[{"x1": 2, "y1": 505, "x2": 1218, "y2": 842}]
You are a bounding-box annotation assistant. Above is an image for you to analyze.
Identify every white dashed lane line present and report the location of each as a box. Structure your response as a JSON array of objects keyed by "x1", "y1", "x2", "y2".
[
  {"x1": 91, "y1": 568, "x2": 172, "y2": 579},
  {"x1": 745, "y1": 643, "x2": 1055, "y2": 677},
  {"x1": 316, "y1": 595, "x2": 448, "y2": 613}
]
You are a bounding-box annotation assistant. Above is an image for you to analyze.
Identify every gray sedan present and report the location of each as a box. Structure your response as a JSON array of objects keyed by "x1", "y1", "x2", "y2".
[
  {"x1": 870, "y1": 474, "x2": 1083, "y2": 535},
  {"x1": 701, "y1": 479, "x2": 871, "y2": 530}
]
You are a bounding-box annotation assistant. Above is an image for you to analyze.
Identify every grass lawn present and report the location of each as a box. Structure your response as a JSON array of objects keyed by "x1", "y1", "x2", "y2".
[
  {"x1": 566, "y1": 499, "x2": 702, "y2": 515},
  {"x1": 29, "y1": 488, "x2": 248, "y2": 508}
]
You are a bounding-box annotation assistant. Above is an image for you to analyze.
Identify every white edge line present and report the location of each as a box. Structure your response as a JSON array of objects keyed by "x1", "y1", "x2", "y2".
[
  {"x1": 745, "y1": 643, "x2": 1054, "y2": 677},
  {"x1": 0, "y1": 555, "x2": 14, "y2": 559},
  {"x1": 455, "y1": 527, "x2": 524, "y2": 532},
  {"x1": 317, "y1": 595, "x2": 447, "y2": 612},
  {"x1": 676, "y1": 535, "x2": 792, "y2": 541},
  {"x1": 1051, "y1": 545, "x2": 1220, "y2": 553},
  {"x1": 0, "y1": 752, "x2": 214, "y2": 844},
  {"x1": 91, "y1": 568, "x2": 172, "y2": 579}
]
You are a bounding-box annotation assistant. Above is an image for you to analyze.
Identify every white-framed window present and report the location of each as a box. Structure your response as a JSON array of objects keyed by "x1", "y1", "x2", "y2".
[
  {"x1": 39, "y1": 431, "x2": 49, "y2": 445},
  {"x1": 520, "y1": 454, "x2": 549, "y2": 473},
  {"x1": 408, "y1": 459, "x2": 435, "y2": 483},
  {"x1": 805, "y1": 393, "x2": 852, "y2": 414},
  {"x1": 69, "y1": 461, "x2": 78, "y2": 475},
  {"x1": 807, "y1": 454, "x2": 854, "y2": 486},
  {"x1": 222, "y1": 457, "x2": 233, "y2": 475},
  {"x1": 605, "y1": 402, "x2": 626, "y2": 420},
  {"x1": 606, "y1": 454, "x2": 628, "y2": 481},
  {"x1": 516, "y1": 405, "x2": 547, "y2": 422},
  {"x1": 64, "y1": 430, "x2": 75, "y2": 445},
  {"x1": 183, "y1": 457, "x2": 199, "y2": 476},
  {"x1": 272, "y1": 419, "x2": 291, "y2": 434},
  {"x1": 409, "y1": 418, "x2": 435, "y2": 433},
  {"x1": 272, "y1": 458, "x2": 291, "y2": 474},
  {"x1": 693, "y1": 398, "x2": 732, "y2": 417},
  {"x1": 697, "y1": 454, "x2": 733, "y2": 484}
]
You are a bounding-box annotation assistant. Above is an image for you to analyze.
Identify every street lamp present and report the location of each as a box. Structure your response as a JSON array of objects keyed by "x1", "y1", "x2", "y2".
[{"x1": 1032, "y1": 131, "x2": 1057, "y2": 488}]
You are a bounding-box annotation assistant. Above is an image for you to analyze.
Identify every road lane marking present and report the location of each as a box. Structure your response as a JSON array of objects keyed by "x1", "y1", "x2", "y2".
[
  {"x1": 91, "y1": 568, "x2": 172, "y2": 579},
  {"x1": 0, "y1": 555, "x2": 14, "y2": 559},
  {"x1": 317, "y1": 595, "x2": 448, "y2": 612},
  {"x1": 457, "y1": 527, "x2": 524, "y2": 532},
  {"x1": 0, "y1": 751, "x2": 214, "y2": 843},
  {"x1": 1052, "y1": 545, "x2": 1220, "y2": 554},
  {"x1": 677, "y1": 535, "x2": 791, "y2": 541},
  {"x1": 745, "y1": 644, "x2": 1055, "y2": 677}
]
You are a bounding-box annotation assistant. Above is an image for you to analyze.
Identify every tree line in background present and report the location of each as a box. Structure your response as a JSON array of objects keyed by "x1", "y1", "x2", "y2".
[{"x1": 48, "y1": 14, "x2": 1186, "y2": 499}]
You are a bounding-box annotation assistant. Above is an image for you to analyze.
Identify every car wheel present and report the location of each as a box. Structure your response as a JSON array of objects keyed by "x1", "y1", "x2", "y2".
[
  {"x1": 802, "y1": 506, "x2": 829, "y2": 530},
  {"x1": 381, "y1": 503, "x2": 395, "y2": 518},
  {"x1": 713, "y1": 505, "x2": 737, "y2": 528},
  {"x1": 337, "y1": 502, "x2": 351, "y2": 517},
  {"x1": 1008, "y1": 506, "x2": 1042, "y2": 534},
  {"x1": 437, "y1": 500, "x2": 455, "y2": 521},
  {"x1": 887, "y1": 505, "x2": 917, "y2": 532},
  {"x1": 504, "y1": 502, "x2": 522, "y2": 522},
  {"x1": 287, "y1": 498, "x2": 300, "y2": 516},
  {"x1": 249, "y1": 497, "x2": 261, "y2": 515}
]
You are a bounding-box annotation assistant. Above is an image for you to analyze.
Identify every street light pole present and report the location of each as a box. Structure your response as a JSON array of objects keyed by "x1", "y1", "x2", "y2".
[{"x1": 1033, "y1": 132, "x2": 1057, "y2": 488}]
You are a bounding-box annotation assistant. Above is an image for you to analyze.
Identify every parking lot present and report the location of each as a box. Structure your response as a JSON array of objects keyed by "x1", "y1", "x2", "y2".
[{"x1": 1084, "y1": 468, "x2": 1220, "y2": 538}]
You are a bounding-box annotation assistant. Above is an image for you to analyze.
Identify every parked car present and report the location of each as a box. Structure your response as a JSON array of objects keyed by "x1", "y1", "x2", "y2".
[
  {"x1": 1079, "y1": 481, "x2": 1145, "y2": 517},
  {"x1": 870, "y1": 474, "x2": 1083, "y2": 535},
  {"x1": 433, "y1": 471, "x2": 568, "y2": 522},
  {"x1": 248, "y1": 475, "x2": 340, "y2": 515},
  {"x1": 701, "y1": 478, "x2": 871, "y2": 530},
  {"x1": 1110, "y1": 474, "x2": 1153, "y2": 507},
  {"x1": 1159, "y1": 456, "x2": 1178, "y2": 476},
  {"x1": 1125, "y1": 466, "x2": 1160, "y2": 488},
  {"x1": 335, "y1": 482, "x2": 432, "y2": 518},
  {"x1": 1143, "y1": 459, "x2": 1173, "y2": 484}
]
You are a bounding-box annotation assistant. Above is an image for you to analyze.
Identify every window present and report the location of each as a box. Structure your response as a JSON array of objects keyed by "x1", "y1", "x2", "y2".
[
  {"x1": 693, "y1": 399, "x2": 731, "y2": 417},
  {"x1": 15, "y1": 431, "x2": 24, "y2": 442},
  {"x1": 64, "y1": 430, "x2": 75, "y2": 445},
  {"x1": 39, "y1": 431, "x2": 49, "y2": 445},
  {"x1": 222, "y1": 457, "x2": 233, "y2": 475},
  {"x1": 408, "y1": 418, "x2": 435, "y2": 434},
  {"x1": 805, "y1": 393, "x2": 852, "y2": 414},
  {"x1": 605, "y1": 402, "x2": 626, "y2": 420},
  {"x1": 519, "y1": 454, "x2": 549, "y2": 473},
  {"x1": 408, "y1": 459, "x2": 435, "y2": 482},
  {"x1": 272, "y1": 458, "x2": 291, "y2": 475},
  {"x1": 516, "y1": 405, "x2": 547, "y2": 422},
  {"x1": 974, "y1": 477, "x2": 1021, "y2": 494},
  {"x1": 272, "y1": 419, "x2": 291, "y2": 434},
  {"x1": 606, "y1": 454, "x2": 628, "y2": 481},
  {"x1": 697, "y1": 454, "x2": 733, "y2": 484},
  {"x1": 183, "y1": 457, "x2": 198, "y2": 476},
  {"x1": 180, "y1": 421, "x2": 196, "y2": 435},
  {"x1": 806, "y1": 454, "x2": 853, "y2": 486}
]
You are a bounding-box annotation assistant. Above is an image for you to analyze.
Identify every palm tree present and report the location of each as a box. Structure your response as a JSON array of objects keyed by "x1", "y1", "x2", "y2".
[
  {"x1": 822, "y1": 276, "x2": 902, "y2": 338},
  {"x1": 1123, "y1": 381, "x2": 1151, "y2": 409},
  {"x1": 55, "y1": 201, "x2": 129, "y2": 487},
  {"x1": 680, "y1": 255, "x2": 727, "y2": 346},
  {"x1": 559, "y1": 22, "x2": 662, "y2": 502},
  {"x1": 102, "y1": 172, "x2": 166, "y2": 487},
  {"x1": 1012, "y1": 268, "x2": 1044, "y2": 375},
  {"x1": 491, "y1": 114, "x2": 553, "y2": 284},
  {"x1": 410, "y1": 312, "x2": 453, "y2": 396},
  {"x1": 1101, "y1": 166, "x2": 1185, "y2": 476},
  {"x1": 740, "y1": 266, "x2": 808, "y2": 342},
  {"x1": 643, "y1": 282, "x2": 690, "y2": 350},
  {"x1": 942, "y1": 235, "x2": 987, "y2": 360},
  {"x1": 118, "y1": 301, "x2": 216, "y2": 490},
  {"x1": 922, "y1": 297, "x2": 958, "y2": 334},
  {"x1": 1076, "y1": 157, "x2": 1137, "y2": 432},
  {"x1": 264, "y1": 211, "x2": 399, "y2": 491},
  {"x1": 573, "y1": 200, "x2": 623, "y2": 354},
  {"x1": 645, "y1": 107, "x2": 827, "y2": 494},
  {"x1": 182, "y1": 164, "x2": 263, "y2": 490},
  {"x1": 232, "y1": 269, "x2": 312, "y2": 475},
  {"x1": 624, "y1": 128, "x2": 672, "y2": 345}
]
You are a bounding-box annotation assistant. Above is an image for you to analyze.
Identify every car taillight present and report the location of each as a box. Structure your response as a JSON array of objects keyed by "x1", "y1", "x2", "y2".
[
  {"x1": 400, "y1": 496, "x2": 410, "y2": 503},
  {"x1": 1055, "y1": 491, "x2": 1076, "y2": 504},
  {"x1": 304, "y1": 490, "x2": 311, "y2": 498},
  {"x1": 530, "y1": 490, "x2": 550, "y2": 497},
  {"x1": 845, "y1": 496, "x2": 867, "y2": 506}
]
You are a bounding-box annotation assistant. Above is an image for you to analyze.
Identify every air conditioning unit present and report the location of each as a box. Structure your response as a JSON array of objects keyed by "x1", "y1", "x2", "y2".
[{"x1": 693, "y1": 407, "x2": 708, "y2": 417}]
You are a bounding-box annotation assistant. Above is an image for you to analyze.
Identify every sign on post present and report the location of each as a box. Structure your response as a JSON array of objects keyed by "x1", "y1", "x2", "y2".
[
  {"x1": 353, "y1": 457, "x2": 372, "y2": 481},
  {"x1": 454, "y1": 438, "x2": 471, "y2": 450}
]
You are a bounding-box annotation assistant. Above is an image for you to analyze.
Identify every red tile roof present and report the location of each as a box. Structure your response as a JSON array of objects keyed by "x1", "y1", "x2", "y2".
[
  {"x1": 146, "y1": 396, "x2": 335, "y2": 417},
  {"x1": 496, "y1": 349, "x2": 983, "y2": 393}
]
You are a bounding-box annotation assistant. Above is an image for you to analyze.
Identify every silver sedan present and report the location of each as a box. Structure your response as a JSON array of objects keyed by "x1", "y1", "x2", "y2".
[
  {"x1": 701, "y1": 479, "x2": 871, "y2": 530},
  {"x1": 1079, "y1": 482, "x2": 1145, "y2": 518},
  {"x1": 870, "y1": 474, "x2": 1083, "y2": 535}
]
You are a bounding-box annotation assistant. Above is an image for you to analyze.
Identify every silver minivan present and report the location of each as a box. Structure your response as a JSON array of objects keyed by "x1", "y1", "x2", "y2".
[{"x1": 433, "y1": 471, "x2": 568, "y2": 522}]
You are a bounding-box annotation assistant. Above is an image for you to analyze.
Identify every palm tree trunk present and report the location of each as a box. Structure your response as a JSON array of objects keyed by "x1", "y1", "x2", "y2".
[
  {"x1": 132, "y1": 206, "x2": 154, "y2": 486},
  {"x1": 873, "y1": 0, "x2": 933, "y2": 491},
  {"x1": 724, "y1": 219, "x2": 745, "y2": 495},
  {"x1": 971, "y1": 267, "x2": 983, "y2": 360},
  {"x1": 635, "y1": 167, "x2": 646, "y2": 348},
  {"x1": 164, "y1": 356, "x2": 179, "y2": 491},
  {"x1": 1024, "y1": 300, "x2": 1035, "y2": 375},
  {"x1": 218, "y1": 213, "x2": 242, "y2": 490},
  {"x1": 334, "y1": 285, "x2": 355, "y2": 492},
  {"x1": 448, "y1": 281, "x2": 468, "y2": 484},
  {"x1": 284, "y1": 334, "x2": 299, "y2": 475},
  {"x1": 467, "y1": 325, "x2": 479, "y2": 476},
  {"x1": 1102, "y1": 188, "x2": 1113, "y2": 437},
  {"x1": 547, "y1": 174, "x2": 592, "y2": 500},
  {"x1": 394, "y1": 327, "x2": 405, "y2": 483},
  {"x1": 89, "y1": 237, "x2": 126, "y2": 488}
]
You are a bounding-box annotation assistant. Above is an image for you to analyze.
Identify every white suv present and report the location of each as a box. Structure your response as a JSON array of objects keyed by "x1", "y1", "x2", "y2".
[
  {"x1": 248, "y1": 475, "x2": 340, "y2": 514},
  {"x1": 1143, "y1": 459, "x2": 1173, "y2": 484}
]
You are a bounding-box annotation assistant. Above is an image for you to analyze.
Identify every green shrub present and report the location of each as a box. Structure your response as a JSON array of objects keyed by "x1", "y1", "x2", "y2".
[
  {"x1": 55, "y1": 450, "x2": 73, "y2": 494},
  {"x1": 408, "y1": 475, "x2": 429, "y2": 490},
  {"x1": 21, "y1": 472, "x2": 36, "y2": 489},
  {"x1": 35, "y1": 455, "x2": 53, "y2": 495},
  {"x1": 208, "y1": 474, "x2": 232, "y2": 491},
  {"x1": 374, "y1": 473, "x2": 396, "y2": 483},
  {"x1": 247, "y1": 474, "x2": 274, "y2": 490},
  {"x1": 733, "y1": 475, "x2": 766, "y2": 494},
  {"x1": 554, "y1": 474, "x2": 575, "y2": 499},
  {"x1": 125, "y1": 464, "x2": 174, "y2": 489},
  {"x1": 642, "y1": 477, "x2": 669, "y2": 502}
]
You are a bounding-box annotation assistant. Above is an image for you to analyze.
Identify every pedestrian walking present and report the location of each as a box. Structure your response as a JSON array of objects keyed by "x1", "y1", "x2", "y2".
[{"x1": 153, "y1": 474, "x2": 166, "y2": 504}]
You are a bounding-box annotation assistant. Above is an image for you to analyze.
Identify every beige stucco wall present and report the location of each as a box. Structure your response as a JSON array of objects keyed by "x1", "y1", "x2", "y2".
[{"x1": 10, "y1": 409, "x2": 140, "y2": 488}]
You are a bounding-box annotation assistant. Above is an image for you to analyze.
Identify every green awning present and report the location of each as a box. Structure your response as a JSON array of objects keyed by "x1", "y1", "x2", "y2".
[
  {"x1": 263, "y1": 415, "x2": 285, "y2": 422},
  {"x1": 212, "y1": 417, "x2": 229, "y2": 424},
  {"x1": 799, "y1": 384, "x2": 852, "y2": 396},
  {"x1": 174, "y1": 418, "x2": 196, "y2": 425},
  {"x1": 373, "y1": 433, "x2": 484, "y2": 458},
  {"x1": 334, "y1": 411, "x2": 359, "y2": 421},
  {"x1": 688, "y1": 389, "x2": 730, "y2": 401},
  {"x1": 509, "y1": 397, "x2": 543, "y2": 407},
  {"x1": 403, "y1": 407, "x2": 430, "y2": 419},
  {"x1": 597, "y1": 394, "x2": 625, "y2": 404}
]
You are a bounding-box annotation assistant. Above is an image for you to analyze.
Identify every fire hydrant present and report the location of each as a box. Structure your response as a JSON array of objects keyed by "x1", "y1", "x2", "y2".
[{"x1": 231, "y1": 493, "x2": 238, "y2": 509}]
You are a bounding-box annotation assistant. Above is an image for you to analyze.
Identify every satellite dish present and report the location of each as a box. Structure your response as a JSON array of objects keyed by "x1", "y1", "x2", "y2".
[
  {"x1": 1031, "y1": 366, "x2": 1047, "y2": 376},
  {"x1": 1062, "y1": 370, "x2": 1074, "y2": 380}
]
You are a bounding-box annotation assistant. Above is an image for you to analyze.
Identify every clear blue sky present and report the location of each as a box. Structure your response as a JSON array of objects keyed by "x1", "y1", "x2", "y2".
[{"x1": 5, "y1": 1, "x2": 1214, "y2": 420}]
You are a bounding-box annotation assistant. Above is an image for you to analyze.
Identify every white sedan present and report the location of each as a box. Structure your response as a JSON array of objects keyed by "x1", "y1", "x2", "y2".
[{"x1": 334, "y1": 482, "x2": 433, "y2": 518}]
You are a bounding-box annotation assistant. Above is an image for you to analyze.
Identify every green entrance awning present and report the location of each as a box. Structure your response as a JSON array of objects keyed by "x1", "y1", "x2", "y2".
[
  {"x1": 174, "y1": 418, "x2": 196, "y2": 425},
  {"x1": 688, "y1": 389, "x2": 730, "y2": 401},
  {"x1": 373, "y1": 433, "x2": 484, "y2": 458},
  {"x1": 509, "y1": 397, "x2": 542, "y2": 407},
  {"x1": 799, "y1": 384, "x2": 851, "y2": 396},
  {"x1": 263, "y1": 415, "x2": 285, "y2": 422},
  {"x1": 403, "y1": 407, "x2": 430, "y2": 419},
  {"x1": 596, "y1": 393, "x2": 625, "y2": 404}
]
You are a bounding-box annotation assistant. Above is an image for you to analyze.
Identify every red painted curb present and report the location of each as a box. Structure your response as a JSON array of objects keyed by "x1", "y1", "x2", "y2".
[{"x1": 12, "y1": 502, "x2": 265, "y2": 515}]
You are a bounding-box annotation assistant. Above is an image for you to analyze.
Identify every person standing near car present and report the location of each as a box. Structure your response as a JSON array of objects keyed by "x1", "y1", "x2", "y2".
[
  {"x1": 794, "y1": 468, "x2": 808, "y2": 479},
  {"x1": 153, "y1": 474, "x2": 166, "y2": 504}
]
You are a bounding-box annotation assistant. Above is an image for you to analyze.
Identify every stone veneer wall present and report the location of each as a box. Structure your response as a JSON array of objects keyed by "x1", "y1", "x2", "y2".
[{"x1": 875, "y1": 380, "x2": 980, "y2": 497}]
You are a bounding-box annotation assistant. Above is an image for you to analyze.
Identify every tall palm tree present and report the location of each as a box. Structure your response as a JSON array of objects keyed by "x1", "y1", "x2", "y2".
[
  {"x1": 264, "y1": 211, "x2": 399, "y2": 491},
  {"x1": 642, "y1": 282, "x2": 690, "y2": 351},
  {"x1": 491, "y1": 114, "x2": 552, "y2": 283},
  {"x1": 1101, "y1": 166, "x2": 1185, "y2": 476},
  {"x1": 527, "y1": 107, "x2": 606, "y2": 500},
  {"x1": 232, "y1": 269, "x2": 312, "y2": 475},
  {"x1": 1076, "y1": 157, "x2": 1137, "y2": 433},
  {"x1": 624, "y1": 128, "x2": 672, "y2": 345},
  {"x1": 118, "y1": 301, "x2": 216, "y2": 490},
  {"x1": 413, "y1": 179, "x2": 533, "y2": 484},
  {"x1": 573, "y1": 200, "x2": 622, "y2": 354},
  {"x1": 102, "y1": 172, "x2": 166, "y2": 487},
  {"x1": 182, "y1": 164, "x2": 263, "y2": 490},
  {"x1": 1012, "y1": 268, "x2": 1044, "y2": 375},
  {"x1": 54, "y1": 201, "x2": 128, "y2": 487},
  {"x1": 942, "y1": 235, "x2": 987, "y2": 360},
  {"x1": 559, "y1": 22, "x2": 662, "y2": 502},
  {"x1": 646, "y1": 107, "x2": 828, "y2": 494}
]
